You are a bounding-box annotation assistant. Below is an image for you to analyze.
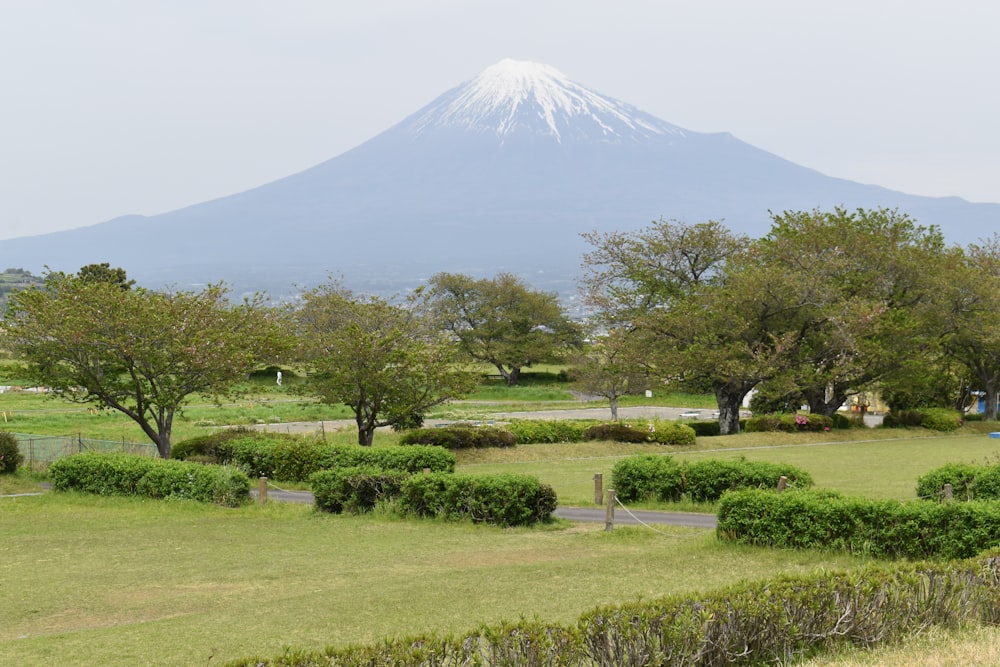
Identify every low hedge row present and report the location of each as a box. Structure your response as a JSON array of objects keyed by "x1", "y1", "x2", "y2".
[
  {"x1": 174, "y1": 431, "x2": 455, "y2": 481},
  {"x1": 611, "y1": 455, "x2": 814, "y2": 503},
  {"x1": 717, "y1": 488, "x2": 1000, "y2": 560},
  {"x1": 226, "y1": 552, "x2": 1000, "y2": 667},
  {"x1": 49, "y1": 452, "x2": 250, "y2": 507},
  {"x1": 396, "y1": 472, "x2": 557, "y2": 527},
  {"x1": 501, "y1": 419, "x2": 590, "y2": 444},
  {"x1": 310, "y1": 466, "x2": 410, "y2": 514},
  {"x1": 882, "y1": 408, "x2": 963, "y2": 431},
  {"x1": 398, "y1": 425, "x2": 517, "y2": 449},
  {"x1": 917, "y1": 462, "x2": 1000, "y2": 502},
  {"x1": 583, "y1": 420, "x2": 697, "y2": 446}
]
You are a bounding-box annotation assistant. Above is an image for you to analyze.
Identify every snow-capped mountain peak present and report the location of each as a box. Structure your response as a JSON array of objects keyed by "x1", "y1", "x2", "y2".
[{"x1": 407, "y1": 58, "x2": 686, "y2": 143}]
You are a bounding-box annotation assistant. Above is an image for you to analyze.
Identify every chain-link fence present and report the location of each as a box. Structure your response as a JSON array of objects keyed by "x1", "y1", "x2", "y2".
[{"x1": 13, "y1": 433, "x2": 157, "y2": 468}]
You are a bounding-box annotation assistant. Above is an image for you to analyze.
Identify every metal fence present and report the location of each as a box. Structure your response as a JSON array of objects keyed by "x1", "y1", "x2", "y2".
[{"x1": 13, "y1": 433, "x2": 157, "y2": 468}]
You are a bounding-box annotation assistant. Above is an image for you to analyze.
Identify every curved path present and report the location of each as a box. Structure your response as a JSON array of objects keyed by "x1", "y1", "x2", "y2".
[{"x1": 258, "y1": 488, "x2": 717, "y2": 529}]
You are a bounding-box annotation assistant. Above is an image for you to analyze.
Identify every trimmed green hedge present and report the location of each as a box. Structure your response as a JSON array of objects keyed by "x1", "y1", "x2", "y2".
[
  {"x1": 397, "y1": 473, "x2": 557, "y2": 527},
  {"x1": 583, "y1": 420, "x2": 697, "y2": 446},
  {"x1": 610, "y1": 454, "x2": 684, "y2": 502},
  {"x1": 501, "y1": 419, "x2": 590, "y2": 444},
  {"x1": 883, "y1": 408, "x2": 963, "y2": 431},
  {"x1": 176, "y1": 430, "x2": 455, "y2": 482},
  {"x1": 611, "y1": 455, "x2": 813, "y2": 504},
  {"x1": 398, "y1": 425, "x2": 517, "y2": 449},
  {"x1": 917, "y1": 462, "x2": 1000, "y2": 502},
  {"x1": 717, "y1": 488, "x2": 1000, "y2": 560},
  {"x1": 49, "y1": 453, "x2": 250, "y2": 507},
  {"x1": 310, "y1": 466, "x2": 410, "y2": 514},
  {"x1": 226, "y1": 552, "x2": 1000, "y2": 667}
]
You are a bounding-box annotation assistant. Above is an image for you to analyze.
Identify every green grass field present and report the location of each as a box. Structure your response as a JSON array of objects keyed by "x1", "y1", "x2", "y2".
[{"x1": 5, "y1": 373, "x2": 1000, "y2": 665}]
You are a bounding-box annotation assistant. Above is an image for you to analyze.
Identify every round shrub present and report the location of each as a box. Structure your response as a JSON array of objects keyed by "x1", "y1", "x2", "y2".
[
  {"x1": 0, "y1": 431, "x2": 23, "y2": 474},
  {"x1": 646, "y1": 420, "x2": 697, "y2": 446},
  {"x1": 883, "y1": 408, "x2": 961, "y2": 431},
  {"x1": 687, "y1": 421, "x2": 721, "y2": 437},
  {"x1": 916, "y1": 463, "x2": 982, "y2": 501},
  {"x1": 970, "y1": 467, "x2": 1000, "y2": 501},
  {"x1": 611, "y1": 454, "x2": 683, "y2": 503}
]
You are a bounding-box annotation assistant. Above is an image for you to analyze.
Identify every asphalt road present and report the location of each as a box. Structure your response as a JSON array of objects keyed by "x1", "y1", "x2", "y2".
[{"x1": 257, "y1": 488, "x2": 717, "y2": 529}]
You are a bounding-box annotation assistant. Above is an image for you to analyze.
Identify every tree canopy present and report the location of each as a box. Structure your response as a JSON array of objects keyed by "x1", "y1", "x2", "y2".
[
  {"x1": 3, "y1": 273, "x2": 285, "y2": 458},
  {"x1": 294, "y1": 282, "x2": 477, "y2": 445},
  {"x1": 426, "y1": 272, "x2": 582, "y2": 386}
]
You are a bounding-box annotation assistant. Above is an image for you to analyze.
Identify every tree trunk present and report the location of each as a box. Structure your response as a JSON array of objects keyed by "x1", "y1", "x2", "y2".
[
  {"x1": 500, "y1": 365, "x2": 522, "y2": 387},
  {"x1": 715, "y1": 381, "x2": 753, "y2": 435},
  {"x1": 804, "y1": 385, "x2": 848, "y2": 417},
  {"x1": 609, "y1": 395, "x2": 619, "y2": 421},
  {"x1": 356, "y1": 412, "x2": 376, "y2": 446},
  {"x1": 984, "y1": 382, "x2": 999, "y2": 421},
  {"x1": 153, "y1": 434, "x2": 171, "y2": 459}
]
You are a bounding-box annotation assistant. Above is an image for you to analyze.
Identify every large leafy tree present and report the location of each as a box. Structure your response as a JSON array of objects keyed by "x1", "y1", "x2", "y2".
[
  {"x1": 426, "y1": 272, "x2": 582, "y2": 386},
  {"x1": 294, "y1": 282, "x2": 477, "y2": 445},
  {"x1": 934, "y1": 236, "x2": 1000, "y2": 419},
  {"x1": 3, "y1": 273, "x2": 285, "y2": 458},
  {"x1": 582, "y1": 219, "x2": 792, "y2": 434},
  {"x1": 756, "y1": 208, "x2": 947, "y2": 415}
]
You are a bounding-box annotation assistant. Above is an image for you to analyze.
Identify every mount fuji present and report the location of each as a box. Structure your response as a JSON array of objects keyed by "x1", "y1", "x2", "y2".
[{"x1": 3, "y1": 59, "x2": 998, "y2": 295}]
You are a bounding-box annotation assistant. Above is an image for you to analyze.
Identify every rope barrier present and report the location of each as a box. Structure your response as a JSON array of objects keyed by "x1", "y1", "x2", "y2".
[{"x1": 613, "y1": 497, "x2": 697, "y2": 538}]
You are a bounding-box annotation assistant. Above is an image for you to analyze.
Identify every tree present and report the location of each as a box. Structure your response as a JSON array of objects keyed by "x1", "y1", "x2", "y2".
[
  {"x1": 294, "y1": 282, "x2": 477, "y2": 445},
  {"x1": 426, "y1": 272, "x2": 581, "y2": 386},
  {"x1": 571, "y1": 329, "x2": 647, "y2": 420},
  {"x1": 75, "y1": 262, "x2": 135, "y2": 290},
  {"x1": 756, "y1": 208, "x2": 947, "y2": 415},
  {"x1": 933, "y1": 236, "x2": 1000, "y2": 420},
  {"x1": 3, "y1": 275, "x2": 285, "y2": 458}
]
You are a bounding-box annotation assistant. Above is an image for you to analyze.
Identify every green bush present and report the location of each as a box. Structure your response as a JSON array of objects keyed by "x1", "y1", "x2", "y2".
[
  {"x1": 182, "y1": 433, "x2": 455, "y2": 482},
  {"x1": 686, "y1": 420, "x2": 721, "y2": 437},
  {"x1": 316, "y1": 445, "x2": 455, "y2": 476},
  {"x1": 310, "y1": 466, "x2": 410, "y2": 514},
  {"x1": 916, "y1": 463, "x2": 982, "y2": 501},
  {"x1": 49, "y1": 453, "x2": 250, "y2": 506},
  {"x1": 582, "y1": 422, "x2": 649, "y2": 443},
  {"x1": 682, "y1": 459, "x2": 814, "y2": 502},
  {"x1": 0, "y1": 430, "x2": 23, "y2": 474},
  {"x1": 398, "y1": 425, "x2": 516, "y2": 449},
  {"x1": 397, "y1": 473, "x2": 557, "y2": 526},
  {"x1": 170, "y1": 427, "x2": 261, "y2": 462},
  {"x1": 501, "y1": 419, "x2": 590, "y2": 444},
  {"x1": 611, "y1": 454, "x2": 683, "y2": 503},
  {"x1": 717, "y1": 488, "x2": 1000, "y2": 560},
  {"x1": 883, "y1": 408, "x2": 962, "y2": 431}
]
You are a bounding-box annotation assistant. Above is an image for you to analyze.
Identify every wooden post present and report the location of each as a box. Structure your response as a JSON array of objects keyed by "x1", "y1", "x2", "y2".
[
  {"x1": 605, "y1": 489, "x2": 616, "y2": 532},
  {"x1": 594, "y1": 473, "x2": 603, "y2": 505},
  {"x1": 943, "y1": 483, "x2": 953, "y2": 502},
  {"x1": 258, "y1": 477, "x2": 268, "y2": 505},
  {"x1": 777, "y1": 476, "x2": 788, "y2": 492}
]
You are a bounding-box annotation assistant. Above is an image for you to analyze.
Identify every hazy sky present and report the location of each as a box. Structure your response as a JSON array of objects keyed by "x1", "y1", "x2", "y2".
[{"x1": 2, "y1": 1, "x2": 998, "y2": 241}]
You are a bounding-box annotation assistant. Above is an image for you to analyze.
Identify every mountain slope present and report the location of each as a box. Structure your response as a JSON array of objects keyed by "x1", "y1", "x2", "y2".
[{"x1": 3, "y1": 59, "x2": 997, "y2": 295}]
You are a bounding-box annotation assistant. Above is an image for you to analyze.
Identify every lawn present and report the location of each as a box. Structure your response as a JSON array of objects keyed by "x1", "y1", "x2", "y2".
[{"x1": 0, "y1": 493, "x2": 866, "y2": 667}]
